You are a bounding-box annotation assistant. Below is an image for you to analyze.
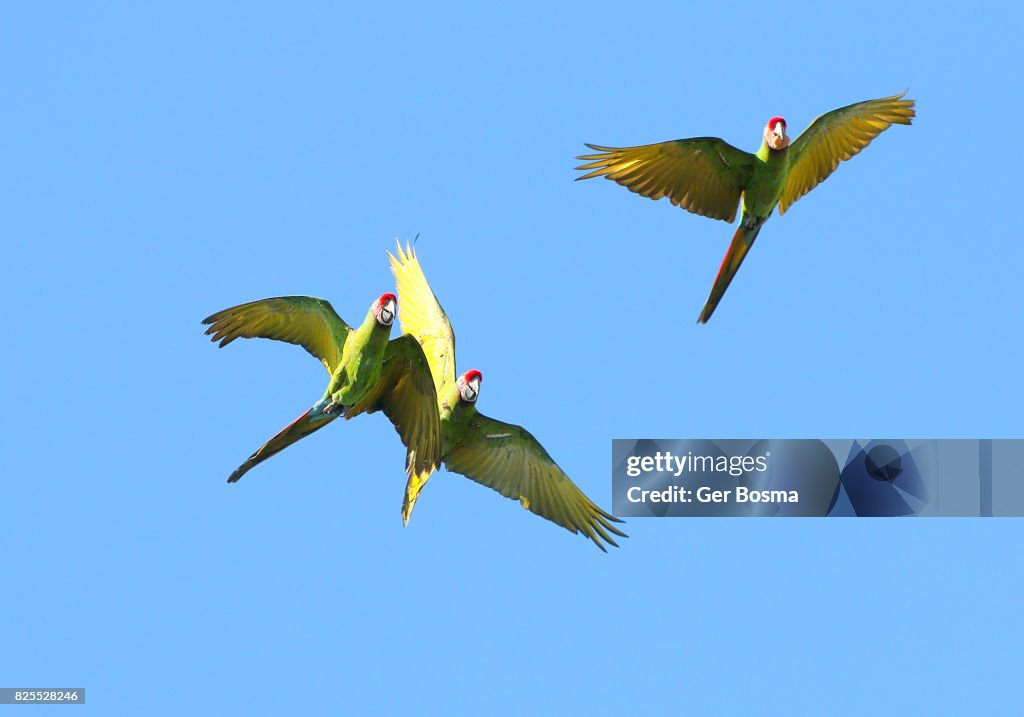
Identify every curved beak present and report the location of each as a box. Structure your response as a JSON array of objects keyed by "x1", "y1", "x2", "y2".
[
  {"x1": 380, "y1": 298, "x2": 396, "y2": 324},
  {"x1": 464, "y1": 377, "x2": 480, "y2": 401},
  {"x1": 773, "y1": 123, "x2": 786, "y2": 141}
]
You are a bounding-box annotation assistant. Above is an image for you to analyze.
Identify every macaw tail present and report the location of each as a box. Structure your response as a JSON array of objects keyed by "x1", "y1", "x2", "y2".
[
  {"x1": 697, "y1": 219, "x2": 765, "y2": 324},
  {"x1": 401, "y1": 451, "x2": 436, "y2": 526},
  {"x1": 227, "y1": 403, "x2": 336, "y2": 483}
]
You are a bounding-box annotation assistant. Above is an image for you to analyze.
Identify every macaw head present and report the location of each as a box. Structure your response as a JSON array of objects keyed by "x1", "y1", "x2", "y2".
[
  {"x1": 457, "y1": 369, "x2": 482, "y2": 403},
  {"x1": 373, "y1": 292, "x2": 397, "y2": 327},
  {"x1": 764, "y1": 116, "x2": 788, "y2": 150}
]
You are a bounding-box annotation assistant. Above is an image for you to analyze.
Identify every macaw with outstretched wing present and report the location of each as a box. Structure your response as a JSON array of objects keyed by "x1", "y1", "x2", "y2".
[
  {"x1": 388, "y1": 243, "x2": 626, "y2": 551},
  {"x1": 576, "y1": 92, "x2": 915, "y2": 322},
  {"x1": 202, "y1": 294, "x2": 441, "y2": 499}
]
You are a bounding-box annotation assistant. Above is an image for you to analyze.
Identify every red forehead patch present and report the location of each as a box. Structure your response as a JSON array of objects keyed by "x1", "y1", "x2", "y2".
[
  {"x1": 463, "y1": 369, "x2": 483, "y2": 384},
  {"x1": 768, "y1": 116, "x2": 786, "y2": 129},
  {"x1": 378, "y1": 292, "x2": 397, "y2": 305}
]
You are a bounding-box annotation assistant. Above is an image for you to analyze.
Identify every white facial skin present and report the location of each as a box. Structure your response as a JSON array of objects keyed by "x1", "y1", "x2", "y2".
[
  {"x1": 458, "y1": 373, "x2": 481, "y2": 403},
  {"x1": 376, "y1": 296, "x2": 396, "y2": 326},
  {"x1": 765, "y1": 119, "x2": 789, "y2": 150}
]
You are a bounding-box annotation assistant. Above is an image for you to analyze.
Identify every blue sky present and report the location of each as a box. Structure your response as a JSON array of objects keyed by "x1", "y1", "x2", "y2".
[{"x1": 2, "y1": 2, "x2": 1021, "y2": 714}]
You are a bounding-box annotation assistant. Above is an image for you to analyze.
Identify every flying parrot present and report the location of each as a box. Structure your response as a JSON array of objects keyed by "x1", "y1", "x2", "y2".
[
  {"x1": 575, "y1": 91, "x2": 916, "y2": 323},
  {"x1": 202, "y1": 293, "x2": 441, "y2": 499},
  {"x1": 388, "y1": 242, "x2": 627, "y2": 551}
]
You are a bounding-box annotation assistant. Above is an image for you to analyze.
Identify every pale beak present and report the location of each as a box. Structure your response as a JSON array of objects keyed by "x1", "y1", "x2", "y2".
[
  {"x1": 773, "y1": 124, "x2": 785, "y2": 140},
  {"x1": 381, "y1": 299, "x2": 396, "y2": 323}
]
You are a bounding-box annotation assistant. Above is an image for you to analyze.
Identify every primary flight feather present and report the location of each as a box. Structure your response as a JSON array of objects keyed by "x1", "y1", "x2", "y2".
[
  {"x1": 389, "y1": 242, "x2": 627, "y2": 551},
  {"x1": 576, "y1": 91, "x2": 915, "y2": 323},
  {"x1": 202, "y1": 293, "x2": 441, "y2": 504}
]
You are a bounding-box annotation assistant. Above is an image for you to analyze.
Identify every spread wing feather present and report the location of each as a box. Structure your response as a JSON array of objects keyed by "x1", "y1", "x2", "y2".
[
  {"x1": 575, "y1": 138, "x2": 756, "y2": 223},
  {"x1": 388, "y1": 242, "x2": 457, "y2": 400},
  {"x1": 780, "y1": 91, "x2": 915, "y2": 214},
  {"x1": 202, "y1": 296, "x2": 351, "y2": 374},
  {"x1": 346, "y1": 335, "x2": 443, "y2": 486},
  {"x1": 444, "y1": 413, "x2": 627, "y2": 551}
]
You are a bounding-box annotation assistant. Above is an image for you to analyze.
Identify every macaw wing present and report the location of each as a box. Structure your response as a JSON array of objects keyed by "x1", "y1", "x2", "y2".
[
  {"x1": 346, "y1": 334, "x2": 443, "y2": 505},
  {"x1": 444, "y1": 412, "x2": 627, "y2": 551},
  {"x1": 780, "y1": 91, "x2": 915, "y2": 214},
  {"x1": 388, "y1": 242, "x2": 457, "y2": 399},
  {"x1": 202, "y1": 296, "x2": 351, "y2": 374},
  {"x1": 575, "y1": 138, "x2": 756, "y2": 223}
]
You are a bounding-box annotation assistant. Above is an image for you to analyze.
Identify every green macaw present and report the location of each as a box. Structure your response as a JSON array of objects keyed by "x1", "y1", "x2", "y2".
[
  {"x1": 388, "y1": 243, "x2": 627, "y2": 551},
  {"x1": 202, "y1": 293, "x2": 441, "y2": 496},
  {"x1": 576, "y1": 91, "x2": 916, "y2": 323}
]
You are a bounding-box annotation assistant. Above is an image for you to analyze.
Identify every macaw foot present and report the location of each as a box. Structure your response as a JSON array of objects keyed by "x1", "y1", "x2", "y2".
[
  {"x1": 322, "y1": 400, "x2": 346, "y2": 416},
  {"x1": 743, "y1": 214, "x2": 767, "y2": 231}
]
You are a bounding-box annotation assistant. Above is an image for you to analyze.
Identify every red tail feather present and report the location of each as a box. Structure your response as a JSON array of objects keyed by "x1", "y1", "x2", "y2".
[
  {"x1": 227, "y1": 407, "x2": 335, "y2": 483},
  {"x1": 697, "y1": 221, "x2": 764, "y2": 324}
]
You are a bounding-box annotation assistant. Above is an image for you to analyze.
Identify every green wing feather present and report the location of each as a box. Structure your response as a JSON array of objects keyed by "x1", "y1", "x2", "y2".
[
  {"x1": 444, "y1": 413, "x2": 627, "y2": 551},
  {"x1": 780, "y1": 91, "x2": 915, "y2": 214},
  {"x1": 389, "y1": 242, "x2": 457, "y2": 401},
  {"x1": 346, "y1": 334, "x2": 443, "y2": 491},
  {"x1": 202, "y1": 296, "x2": 352, "y2": 374},
  {"x1": 575, "y1": 138, "x2": 757, "y2": 223}
]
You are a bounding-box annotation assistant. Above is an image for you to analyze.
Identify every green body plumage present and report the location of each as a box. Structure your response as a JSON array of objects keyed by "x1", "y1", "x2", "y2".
[
  {"x1": 746, "y1": 139, "x2": 789, "y2": 217},
  {"x1": 324, "y1": 304, "x2": 392, "y2": 410},
  {"x1": 437, "y1": 382, "x2": 481, "y2": 457}
]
